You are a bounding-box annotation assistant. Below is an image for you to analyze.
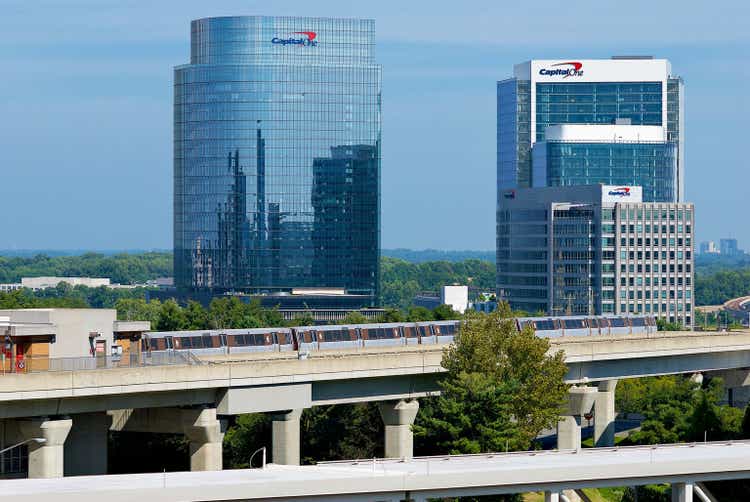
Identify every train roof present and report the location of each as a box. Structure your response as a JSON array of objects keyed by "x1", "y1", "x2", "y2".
[{"x1": 146, "y1": 326, "x2": 291, "y2": 338}]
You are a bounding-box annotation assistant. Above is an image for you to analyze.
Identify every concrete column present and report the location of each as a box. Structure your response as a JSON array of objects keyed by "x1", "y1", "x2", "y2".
[
  {"x1": 64, "y1": 412, "x2": 111, "y2": 476},
  {"x1": 18, "y1": 417, "x2": 72, "y2": 478},
  {"x1": 271, "y1": 409, "x2": 302, "y2": 465},
  {"x1": 594, "y1": 380, "x2": 618, "y2": 447},
  {"x1": 182, "y1": 408, "x2": 225, "y2": 471},
  {"x1": 672, "y1": 482, "x2": 694, "y2": 502},
  {"x1": 545, "y1": 491, "x2": 561, "y2": 502},
  {"x1": 557, "y1": 386, "x2": 596, "y2": 451},
  {"x1": 378, "y1": 399, "x2": 419, "y2": 460}
]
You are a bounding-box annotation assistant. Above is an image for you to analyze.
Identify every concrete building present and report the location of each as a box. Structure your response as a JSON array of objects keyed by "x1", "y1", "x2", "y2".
[
  {"x1": 497, "y1": 57, "x2": 684, "y2": 201},
  {"x1": 0, "y1": 309, "x2": 150, "y2": 372},
  {"x1": 413, "y1": 286, "x2": 469, "y2": 313},
  {"x1": 20, "y1": 277, "x2": 111, "y2": 290},
  {"x1": 496, "y1": 184, "x2": 694, "y2": 326}
]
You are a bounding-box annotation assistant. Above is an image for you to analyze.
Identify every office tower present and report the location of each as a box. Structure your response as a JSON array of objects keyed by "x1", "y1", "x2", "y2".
[
  {"x1": 496, "y1": 185, "x2": 694, "y2": 326},
  {"x1": 720, "y1": 238, "x2": 740, "y2": 256},
  {"x1": 497, "y1": 58, "x2": 684, "y2": 202},
  {"x1": 174, "y1": 16, "x2": 381, "y2": 304}
]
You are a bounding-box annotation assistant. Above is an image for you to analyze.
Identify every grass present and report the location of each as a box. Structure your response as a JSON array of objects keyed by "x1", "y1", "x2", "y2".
[{"x1": 585, "y1": 487, "x2": 626, "y2": 501}]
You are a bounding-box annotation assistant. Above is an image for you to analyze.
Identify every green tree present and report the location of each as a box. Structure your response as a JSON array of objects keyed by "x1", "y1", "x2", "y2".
[
  {"x1": 414, "y1": 306, "x2": 568, "y2": 455},
  {"x1": 406, "y1": 306, "x2": 434, "y2": 322},
  {"x1": 432, "y1": 304, "x2": 461, "y2": 320},
  {"x1": 337, "y1": 312, "x2": 369, "y2": 325},
  {"x1": 157, "y1": 299, "x2": 187, "y2": 331}
]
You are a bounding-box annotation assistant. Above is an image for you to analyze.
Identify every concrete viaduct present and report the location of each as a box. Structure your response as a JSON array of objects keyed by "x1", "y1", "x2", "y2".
[
  {"x1": 2, "y1": 441, "x2": 748, "y2": 501},
  {"x1": 1, "y1": 330, "x2": 749, "y2": 478}
]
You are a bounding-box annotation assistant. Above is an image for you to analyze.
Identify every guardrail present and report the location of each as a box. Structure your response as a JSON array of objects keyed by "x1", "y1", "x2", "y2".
[{"x1": 1, "y1": 351, "x2": 201, "y2": 374}]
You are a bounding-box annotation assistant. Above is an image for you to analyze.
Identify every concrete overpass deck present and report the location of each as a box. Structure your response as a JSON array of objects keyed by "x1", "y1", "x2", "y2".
[
  {"x1": 1, "y1": 331, "x2": 750, "y2": 419},
  {"x1": 3, "y1": 441, "x2": 749, "y2": 501}
]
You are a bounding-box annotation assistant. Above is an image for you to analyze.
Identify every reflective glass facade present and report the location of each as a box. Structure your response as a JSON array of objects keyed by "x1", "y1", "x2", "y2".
[
  {"x1": 497, "y1": 79, "x2": 531, "y2": 192},
  {"x1": 174, "y1": 17, "x2": 381, "y2": 301},
  {"x1": 535, "y1": 82, "x2": 663, "y2": 141},
  {"x1": 534, "y1": 141, "x2": 677, "y2": 202}
]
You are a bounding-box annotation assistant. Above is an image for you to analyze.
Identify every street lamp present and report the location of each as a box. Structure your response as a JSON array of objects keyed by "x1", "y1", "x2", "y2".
[{"x1": 0, "y1": 437, "x2": 46, "y2": 455}]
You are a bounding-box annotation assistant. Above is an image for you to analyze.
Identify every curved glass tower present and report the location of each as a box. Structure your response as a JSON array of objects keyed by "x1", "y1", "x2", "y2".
[{"x1": 174, "y1": 16, "x2": 381, "y2": 302}]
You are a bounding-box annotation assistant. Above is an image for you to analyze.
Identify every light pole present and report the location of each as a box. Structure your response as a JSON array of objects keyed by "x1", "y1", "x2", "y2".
[
  {"x1": 248, "y1": 446, "x2": 267, "y2": 469},
  {"x1": 0, "y1": 437, "x2": 46, "y2": 455}
]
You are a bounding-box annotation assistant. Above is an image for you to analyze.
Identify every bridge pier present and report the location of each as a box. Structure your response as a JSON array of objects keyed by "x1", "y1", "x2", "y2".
[
  {"x1": 182, "y1": 407, "x2": 225, "y2": 471},
  {"x1": 672, "y1": 481, "x2": 693, "y2": 502},
  {"x1": 64, "y1": 412, "x2": 111, "y2": 476},
  {"x1": 271, "y1": 409, "x2": 302, "y2": 465},
  {"x1": 378, "y1": 399, "x2": 419, "y2": 459},
  {"x1": 557, "y1": 386, "x2": 596, "y2": 450},
  {"x1": 544, "y1": 491, "x2": 561, "y2": 502},
  {"x1": 594, "y1": 380, "x2": 618, "y2": 447},
  {"x1": 18, "y1": 417, "x2": 72, "y2": 478}
]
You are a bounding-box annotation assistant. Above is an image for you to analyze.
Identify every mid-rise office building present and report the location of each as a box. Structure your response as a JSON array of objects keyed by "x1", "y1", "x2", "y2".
[
  {"x1": 497, "y1": 58, "x2": 684, "y2": 202},
  {"x1": 497, "y1": 185, "x2": 694, "y2": 326},
  {"x1": 174, "y1": 16, "x2": 381, "y2": 305}
]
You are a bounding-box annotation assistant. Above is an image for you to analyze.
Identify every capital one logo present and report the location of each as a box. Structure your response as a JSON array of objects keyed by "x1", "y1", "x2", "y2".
[
  {"x1": 608, "y1": 187, "x2": 631, "y2": 197},
  {"x1": 271, "y1": 31, "x2": 318, "y2": 47},
  {"x1": 539, "y1": 61, "x2": 584, "y2": 78}
]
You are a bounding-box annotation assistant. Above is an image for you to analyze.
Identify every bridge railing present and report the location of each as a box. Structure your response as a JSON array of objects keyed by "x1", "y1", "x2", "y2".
[{"x1": 1, "y1": 350, "x2": 200, "y2": 374}]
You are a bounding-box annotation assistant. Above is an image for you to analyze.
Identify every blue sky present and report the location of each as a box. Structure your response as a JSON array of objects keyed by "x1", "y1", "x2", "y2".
[{"x1": 0, "y1": 1, "x2": 748, "y2": 251}]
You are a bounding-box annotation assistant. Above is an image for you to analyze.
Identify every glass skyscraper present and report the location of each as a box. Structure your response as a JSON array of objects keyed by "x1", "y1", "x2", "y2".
[
  {"x1": 174, "y1": 16, "x2": 381, "y2": 303},
  {"x1": 497, "y1": 58, "x2": 684, "y2": 202}
]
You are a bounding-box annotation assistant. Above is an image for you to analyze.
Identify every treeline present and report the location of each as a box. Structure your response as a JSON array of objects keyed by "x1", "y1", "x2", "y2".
[
  {"x1": 0, "y1": 284, "x2": 146, "y2": 310},
  {"x1": 4, "y1": 251, "x2": 750, "y2": 309},
  {"x1": 115, "y1": 297, "x2": 461, "y2": 332},
  {"x1": 381, "y1": 257, "x2": 494, "y2": 309},
  {"x1": 0, "y1": 252, "x2": 171, "y2": 284},
  {"x1": 694, "y1": 268, "x2": 750, "y2": 305},
  {"x1": 383, "y1": 249, "x2": 495, "y2": 263}
]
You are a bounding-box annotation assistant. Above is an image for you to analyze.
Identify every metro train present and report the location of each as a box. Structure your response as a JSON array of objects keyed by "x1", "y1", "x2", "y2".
[{"x1": 141, "y1": 315, "x2": 657, "y2": 357}]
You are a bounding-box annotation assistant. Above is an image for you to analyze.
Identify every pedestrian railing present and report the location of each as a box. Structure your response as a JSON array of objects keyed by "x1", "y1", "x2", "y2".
[{"x1": 1, "y1": 350, "x2": 200, "y2": 374}]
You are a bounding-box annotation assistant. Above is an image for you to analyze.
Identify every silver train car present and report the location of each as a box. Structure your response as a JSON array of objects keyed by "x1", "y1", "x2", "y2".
[{"x1": 140, "y1": 315, "x2": 656, "y2": 356}]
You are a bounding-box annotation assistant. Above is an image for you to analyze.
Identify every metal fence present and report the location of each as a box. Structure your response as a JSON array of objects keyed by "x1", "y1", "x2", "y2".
[{"x1": 1, "y1": 351, "x2": 201, "y2": 374}]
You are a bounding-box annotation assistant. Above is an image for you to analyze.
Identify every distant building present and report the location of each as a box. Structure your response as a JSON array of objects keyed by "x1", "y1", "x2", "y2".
[
  {"x1": 497, "y1": 184, "x2": 694, "y2": 326},
  {"x1": 413, "y1": 286, "x2": 469, "y2": 314},
  {"x1": 720, "y1": 238, "x2": 741, "y2": 257},
  {"x1": 20, "y1": 277, "x2": 110, "y2": 290},
  {"x1": 699, "y1": 241, "x2": 719, "y2": 254}
]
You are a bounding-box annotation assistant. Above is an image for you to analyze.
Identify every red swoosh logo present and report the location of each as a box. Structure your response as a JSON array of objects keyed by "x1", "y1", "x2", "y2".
[
  {"x1": 294, "y1": 31, "x2": 317, "y2": 41},
  {"x1": 552, "y1": 61, "x2": 583, "y2": 71}
]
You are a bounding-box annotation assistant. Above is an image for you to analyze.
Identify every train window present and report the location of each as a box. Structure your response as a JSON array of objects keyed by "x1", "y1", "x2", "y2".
[
  {"x1": 599, "y1": 318, "x2": 611, "y2": 327},
  {"x1": 588, "y1": 318, "x2": 600, "y2": 328},
  {"x1": 402, "y1": 326, "x2": 417, "y2": 338},
  {"x1": 534, "y1": 320, "x2": 556, "y2": 331},
  {"x1": 277, "y1": 332, "x2": 293, "y2": 345},
  {"x1": 610, "y1": 318, "x2": 627, "y2": 327},
  {"x1": 300, "y1": 331, "x2": 314, "y2": 343},
  {"x1": 202, "y1": 334, "x2": 213, "y2": 348},
  {"x1": 631, "y1": 318, "x2": 646, "y2": 327},
  {"x1": 562, "y1": 319, "x2": 587, "y2": 329},
  {"x1": 418, "y1": 326, "x2": 431, "y2": 337},
  {"x1": 441, "y1": 323, "x2": 457, "y2": 334}
]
